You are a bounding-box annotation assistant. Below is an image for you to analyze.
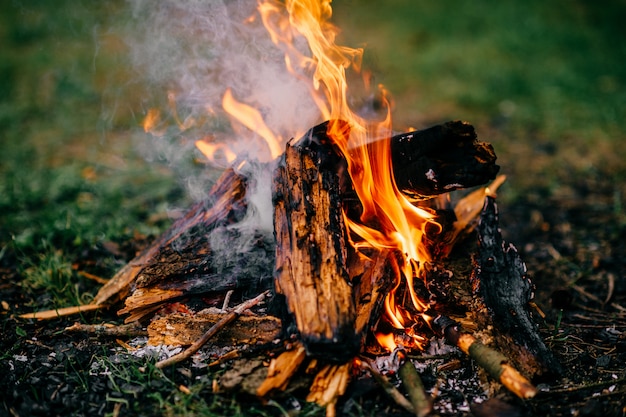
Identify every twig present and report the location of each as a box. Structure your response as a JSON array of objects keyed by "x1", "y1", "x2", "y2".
[
  {"x1": 64, "y1": 321, "x2": 146, "y2": 337},
  {"x1": 76, "y1": 270, "x2": 109, "y2": 285},
  {"x1": 360, "y1": 358, "x2": 415, "y2": 414},
  {"x1": 221, "y1": 289, "x2": 234, "y2": 312},
  {"x1": 155, "y1": 291, "x2": 269, "y2": 369},
  {"x1": 398, "y1": 355, "x2": 433, "y2": 417},
  {"x1": 19, "y1": 304, "x2": 103, "y2": 320},
  {"x1": 433, "y1": 315, "x2": 537, "y2": 399}
]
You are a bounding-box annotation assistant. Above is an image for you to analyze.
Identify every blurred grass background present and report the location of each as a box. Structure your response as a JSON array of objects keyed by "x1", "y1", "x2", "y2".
[{"x1": 1, "y1": 0, "x2": 625, "y2": 305}]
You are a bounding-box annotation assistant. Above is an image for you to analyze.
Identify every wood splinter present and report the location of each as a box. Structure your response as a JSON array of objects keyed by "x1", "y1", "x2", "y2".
[
  {"x1": 155, "y1": 290, "x2": 269, "y2": 369},
  {"x1": 433, "y1": 315, "x2": 538, "y2": 399}
]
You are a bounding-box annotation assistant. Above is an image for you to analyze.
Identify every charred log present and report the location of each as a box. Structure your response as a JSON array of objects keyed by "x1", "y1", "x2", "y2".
[
  {"x1": 390, "y1": 121, "x2": 499, "y2": 199},
  {"x1": 473, "y1": 197, "x2": 563, "y2": 379}
]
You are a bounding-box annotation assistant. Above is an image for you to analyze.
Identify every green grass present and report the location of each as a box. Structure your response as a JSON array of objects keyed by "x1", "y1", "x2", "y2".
[
  {"x1": 333, "y1": 0, "x2": 626, "y2": 205},
  {"x1": 0, "y1": 0, "x2": 191, "y2": 309},
  {"x1": 334, "y1": 0, "x2": 625, "y2": 140}
]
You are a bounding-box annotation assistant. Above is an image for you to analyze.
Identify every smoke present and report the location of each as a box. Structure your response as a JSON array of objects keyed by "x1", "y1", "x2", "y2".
[
  {"x1": 127, "y1": 0, "x2": 320, "y2": 164},
  {"x1": 125, "y1": 0, "x2": 325, "y2": 264}
]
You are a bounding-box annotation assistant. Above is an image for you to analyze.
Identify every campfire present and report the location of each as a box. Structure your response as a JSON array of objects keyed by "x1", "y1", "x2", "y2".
[{"x1": 22, "y1": 0, "x2": 562, "y2": 415}]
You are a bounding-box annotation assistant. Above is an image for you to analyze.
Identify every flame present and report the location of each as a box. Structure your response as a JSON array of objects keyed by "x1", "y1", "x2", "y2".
[
  {"x1": 221, "y1": 88, "x2": 284, "y2": 160},
  {"x1": 258, "y1": 0, "x2": 437, "y2": 349},
  {"x1": 375, "y1": 332, "x2": 398, "y2": 353}
]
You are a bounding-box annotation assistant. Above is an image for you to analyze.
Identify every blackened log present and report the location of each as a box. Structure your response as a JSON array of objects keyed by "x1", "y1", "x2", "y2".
[
  {"x1": 312, "y1": 119, "x2": 498, "y2": 201},
  {"x1": 273, "y1": 121, "x2": 359, "y2": 362},
  {"x1": 474, "y1": 197, "x2": 563, "y2": 378},
  {"x1": 390, "y1": 121, "x2": 499, "y2": 199}
]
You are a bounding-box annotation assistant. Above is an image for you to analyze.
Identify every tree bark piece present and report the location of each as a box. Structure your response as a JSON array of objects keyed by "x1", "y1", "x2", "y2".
[
  {"x1": 95, "y1": 168, "x2": 249, "y2": 309},
  {"x1": 147, "y1": 311, "x2": 281, "y2": 346},
  {"x1": 155, "y1": 290, "x2": 269, "y2": 369}
]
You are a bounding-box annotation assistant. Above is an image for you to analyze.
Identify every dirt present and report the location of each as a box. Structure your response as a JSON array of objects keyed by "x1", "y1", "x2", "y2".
[{"x1": 1, "y1": 168, "x2": 625, "y2": 417}]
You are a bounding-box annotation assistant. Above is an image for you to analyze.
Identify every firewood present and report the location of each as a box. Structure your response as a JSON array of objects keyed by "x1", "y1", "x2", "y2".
[
  {"x1": 273, "y1": 120, "x2": 359, "y2": 362},
  {"x1": 306, "y1": 362, "x2": 351, "y2": 417},
  {"x1": 97, "y1": 167, "x2": 249, "y2": 309},
  {"x1": 360, "y1": 358, "x2": 415, "y2": 414},
  {"x1": 273, "y1": 119, "x2": 500, "y2": 361},
  {"x1": 256, "y1": 342, "x2": 308, "y2": 397},
  {"x1": 473, "y1": 197, "x2": 564, "y2": 378},
  {"x1": 398, "y1": 355, "x2": 432, "y2": 417},
  {"x1": 155, "y1": 290, "x2": 269, "y2": 369},
  {"x1": 146, "y1": 310, "x2": 281, "y2": 346},
  {"x1": 389, "y1": 120, "x2": 499, "y2": 199},
  {"x1": 64, "y1": 321, "x2": 146, "y2": 338}
]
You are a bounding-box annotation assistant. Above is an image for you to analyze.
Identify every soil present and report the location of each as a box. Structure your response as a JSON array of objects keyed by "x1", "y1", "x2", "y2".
[{"x1": 1, "y1": 168, "x2": 625, "y2": 417}]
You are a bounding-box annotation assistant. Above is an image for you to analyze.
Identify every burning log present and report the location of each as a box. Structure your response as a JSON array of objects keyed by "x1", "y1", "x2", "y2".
[
  {"x1": 389, "y1": 120, "x2": 499, "y2": 199},
  {"x1": 273, "y1": 120, "x2": 359, "y2": 362},
  {"x1": 273, "y1": 119, "x2": 499, "y2": 361},
  {"x1": 97, "y1": 167, "x2": 250, "y2": 312}
]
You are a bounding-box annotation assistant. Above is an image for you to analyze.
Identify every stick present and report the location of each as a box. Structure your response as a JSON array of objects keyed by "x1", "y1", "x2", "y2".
[
  {"x1": 398, "y1": 354, "x2": 432, "y2": 417},
  {"x1": 19, "y1": 303, "x2": 103, "y2": 320},
  {"x1": 155, "y1": 291, "x2": 269, "y2": 369},
  {"x1": 64, "y1": 321, "x2": 146, "y2": 337},
  {"x1": 433, "y1": 315, "x2": 537, "y2": 399}
]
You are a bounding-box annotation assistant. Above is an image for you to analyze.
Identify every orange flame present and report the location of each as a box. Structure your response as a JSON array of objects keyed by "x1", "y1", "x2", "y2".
[{"x1": 258, "y1": 0, "x2": 437, "y2": 349}]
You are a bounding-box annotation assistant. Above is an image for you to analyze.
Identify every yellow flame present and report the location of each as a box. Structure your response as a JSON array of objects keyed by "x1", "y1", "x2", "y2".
[
  {"x1": 375, "y1": 332, "x2": 398, "y2": 352},
  {"x1": 258, "y1": 0, "x2": 437, "y2": 349},
  {"x1": 221, "y1": 88, "x2": 284, "y2": 160}
]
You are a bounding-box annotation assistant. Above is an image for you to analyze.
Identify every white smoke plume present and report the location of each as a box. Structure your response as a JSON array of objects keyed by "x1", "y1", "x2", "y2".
[
  {"x1": 128, "y1": 0, "x2": 321, "y2": 165},
  {"x1": 125, "y1": 0, "x2": 327, "y2": 258}
]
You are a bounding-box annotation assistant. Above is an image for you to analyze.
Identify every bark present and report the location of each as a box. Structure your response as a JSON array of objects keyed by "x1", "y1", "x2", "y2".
[{"x1": 94, "y1": 168, "x2": 250, "y2": 309}]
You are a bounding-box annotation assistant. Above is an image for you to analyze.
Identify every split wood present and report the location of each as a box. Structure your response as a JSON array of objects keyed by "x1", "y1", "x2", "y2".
[{"x1": 155, "y1": 290, "x2": 269, "y2": 369}]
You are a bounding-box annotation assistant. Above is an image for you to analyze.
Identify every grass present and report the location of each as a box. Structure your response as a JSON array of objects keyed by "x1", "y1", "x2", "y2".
[{"x1": 1, "y1": 0, "x2": 625, "y2": 415}]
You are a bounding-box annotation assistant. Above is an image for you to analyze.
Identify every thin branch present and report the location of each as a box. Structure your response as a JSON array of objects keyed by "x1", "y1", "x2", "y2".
[{"x1": 433, "y1": 315, "x2": 538, "y2": 399}]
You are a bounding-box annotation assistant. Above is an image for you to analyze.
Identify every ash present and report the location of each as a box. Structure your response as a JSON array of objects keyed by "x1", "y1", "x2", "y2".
[{"x1": 409, "y1": 337, "x2": 490, "y2": 416}]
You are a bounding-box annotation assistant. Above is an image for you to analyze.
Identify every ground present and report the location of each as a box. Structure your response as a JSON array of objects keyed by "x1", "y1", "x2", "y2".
[{"x1": 1, "y1": 0, "x2": 625, "y2": 416}]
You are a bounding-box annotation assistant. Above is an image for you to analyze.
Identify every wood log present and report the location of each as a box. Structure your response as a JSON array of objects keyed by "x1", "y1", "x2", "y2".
[
  {"x1": 147, "y1": 311, "x2": 281, "y2": 346},
  {"x1": 94, "y1": 168, "x2": 250, "y2": 309},
  {"x1": 273, "y1": 120, "x2": 499, "y2": 361},
  {"x1": 425, "y1": 195, "x2": 562, "y2": 381},
  {"x1": 273, "y1": 120, "x2": 359, "y2": 362},
  {"x1": 389, "y1": 121, "x2": 499, "y2": 199},
  {"x1": 473, "y1": 197, "x2": 563, "y2": 378}
]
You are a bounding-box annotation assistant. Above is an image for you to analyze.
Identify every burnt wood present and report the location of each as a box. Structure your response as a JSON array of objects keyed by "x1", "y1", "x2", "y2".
[
  {"x1": 473, "y1": 197, "x2": 563, "y2": 378},
  {"x1": 390, "y1": 121, "x2": 499, "y2": 199},
  {"x1": 273, "y1": 121, "x2": 360, "y2": 362}
]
